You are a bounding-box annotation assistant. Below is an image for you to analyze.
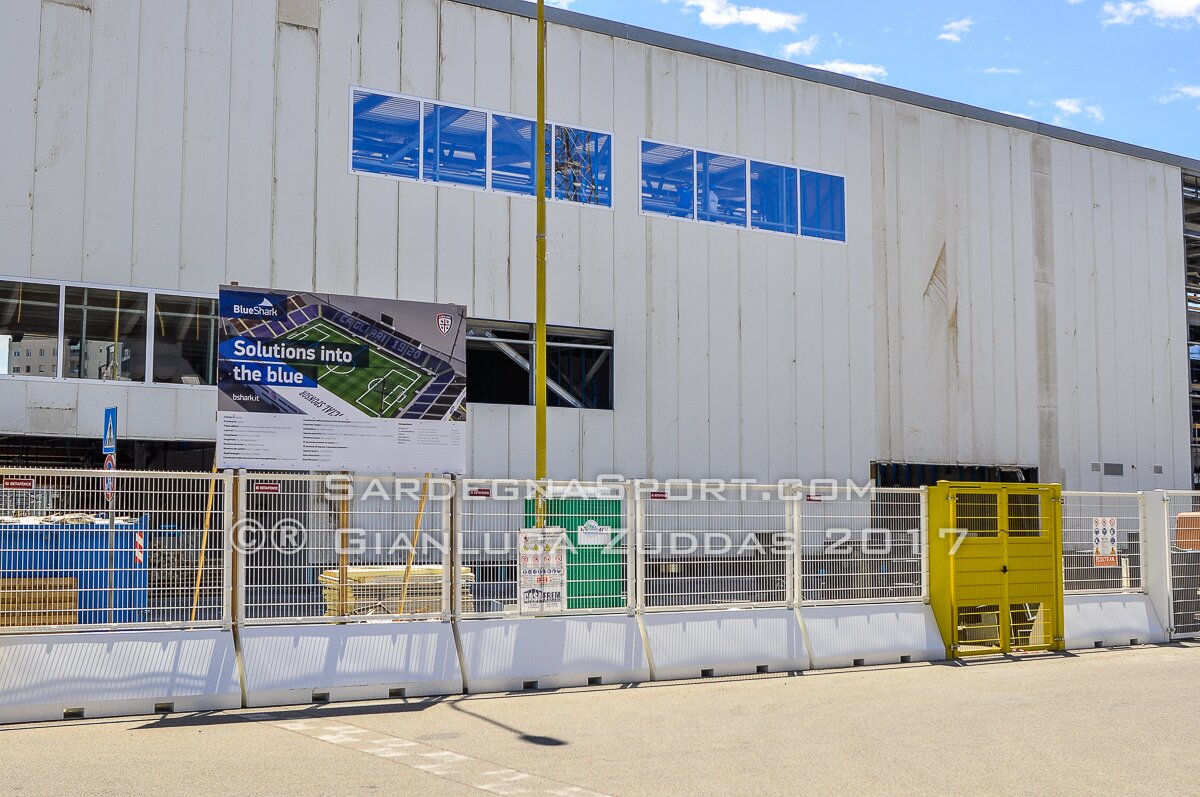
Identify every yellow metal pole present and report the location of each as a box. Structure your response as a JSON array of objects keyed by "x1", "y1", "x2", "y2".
[
  {"x1": 534, "y1": 0, "x2": 549, "y2": 528},
  {"x1": 535, "y1": 0, "x2": 548, "y2": 488},
  {"x1": 112, "y1": 290, "x2": 119, "y2": 381},
  {"x1": 398, "y1": 475, "x2": 432, "y2": 614},
  {"x1": 338, "y1": 473, "x2": 350, "y2": 618},
  {"x1": 188, "y1": 461, "x2": 219, "y2": 625}
]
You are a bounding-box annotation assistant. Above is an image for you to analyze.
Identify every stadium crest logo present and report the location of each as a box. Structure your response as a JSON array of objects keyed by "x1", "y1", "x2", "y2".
[{"x1": 436, "y1": 313, "x2": 453, "y2": 336}]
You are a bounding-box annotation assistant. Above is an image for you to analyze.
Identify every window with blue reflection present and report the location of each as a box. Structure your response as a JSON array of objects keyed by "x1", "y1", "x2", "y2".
[
  {"x1": 750, "y1": 161, "x2": 798, "y2": 234},
  {"x1": 640, "y1": 141, "x2": 695, "y2": 219},
  {"x1": 351, "y1": 90, "x2": 421, "y2": 179},
  {"x1": 490, "y1": 114, "x2": 550, "y2": 197},
  {"x1": 696, "y1": 151, "x2": 747, "y2": 226},
  {"x1": 800, "y1": 170, "x2": 846, "y2": 242},
  {"x1": 554, "y1": 126, "x2": 612, "y2": 206},
  {"x1": 422, "y1": 103, "x2": 487, "y2": 187}
]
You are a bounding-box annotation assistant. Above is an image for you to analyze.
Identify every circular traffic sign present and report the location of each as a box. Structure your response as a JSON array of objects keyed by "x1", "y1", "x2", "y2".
[{"x1": 103, "y1": 454, "x2": 116, "y2": 501}]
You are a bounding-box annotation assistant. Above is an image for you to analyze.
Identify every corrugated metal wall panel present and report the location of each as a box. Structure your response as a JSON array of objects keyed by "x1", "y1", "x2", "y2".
[{"x1": 0, "y1": 0, "x2": 1188, "y2": 490}]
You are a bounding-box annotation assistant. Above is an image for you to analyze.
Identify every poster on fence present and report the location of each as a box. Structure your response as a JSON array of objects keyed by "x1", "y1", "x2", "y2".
[
  {"x1": 518, "y1": 528, "x2": 568, "y2": 614},
  {"x1": 1093, "y1": 516, "x2": 1119, "y2": 567},
  {"x1": 216, "y1": 286, "x2": 467, "y2": 474}
]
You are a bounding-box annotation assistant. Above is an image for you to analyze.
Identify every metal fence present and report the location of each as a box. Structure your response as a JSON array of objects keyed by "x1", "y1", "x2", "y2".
[
  {"x1": 457, "y1": 480, "x2": 633, "y2": 617},
  {"x1": 1060, "y1": 491, "x2": 1144, "y2": 593},
  {"x1": 0, "y1": 468, "x2": 229, "y2": 633},
  {"x1": 639, "y1": 482, "x2": 791, "y2": 610},
  {"x1": 238, "y1": 474, "x2": 452, "y2": 624},
  {"x1": 8, "y1": 471, "x2": 1200, "y2": 633},
  {"x1": 798, "y1": 486, "x2": 924, "y2": 604},
  {"x1": 1164, "y1": 492, "x2": 1200, "y2": 635}
]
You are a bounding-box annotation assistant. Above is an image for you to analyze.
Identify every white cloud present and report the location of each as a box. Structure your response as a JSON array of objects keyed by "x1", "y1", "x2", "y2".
[
  {"x1": 1102, "y1": 1, "x2": 1150, "y2": 23},
  {"x1": 806, "y1": 60, "x2": 888, "y2": 82},
  {"x1": 1067, "y1": 0, "x2": 1086, "y2": 5},
  {"x1": 780, "y1": 35, "x2": 820, "y2": 59},
  {"x1": 544, "y1": 0, "x2": 574, "y2": 8},
  {"x1": 938, "y1": 17, "x2": 974, "y2": 42},
  {"x1": 1053, "y1": 97, "x2": 1105, "y2": 124},
  {"x1": 983, "y1": 67, "x2": 1021, "y2": 74},
  {"x1": 1001, "y1": 110, "x2": 1036, "y2": 119},
  {"x1": 680, "y1": 0, "x2": 805, "y2": 33},
  {"x1": 1159, "y1": 83, "x2": 1200, "y2": 102},
  {"x1": 1102, "y1": 0, "x2": 1200, "y2": 25}
]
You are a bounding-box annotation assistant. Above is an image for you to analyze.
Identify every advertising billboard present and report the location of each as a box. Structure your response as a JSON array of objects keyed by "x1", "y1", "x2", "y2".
[{"x1": 216, "y1": 286, "x2": 467, "y2": 474}]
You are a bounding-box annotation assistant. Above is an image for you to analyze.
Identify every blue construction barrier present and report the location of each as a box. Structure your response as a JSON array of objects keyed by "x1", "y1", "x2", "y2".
[{"x1": 0, "y1": 517, "x2": 149, "y2": 624}]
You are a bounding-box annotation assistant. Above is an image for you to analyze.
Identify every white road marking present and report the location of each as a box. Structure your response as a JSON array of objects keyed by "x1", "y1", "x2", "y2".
[{"x1": 257, "y1": 714, "x2": 610, "y2": 797}]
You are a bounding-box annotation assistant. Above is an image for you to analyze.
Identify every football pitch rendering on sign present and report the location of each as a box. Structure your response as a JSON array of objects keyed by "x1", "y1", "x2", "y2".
[{"x1": 216, "y1": 286, "x2": 467, "y2": 474}]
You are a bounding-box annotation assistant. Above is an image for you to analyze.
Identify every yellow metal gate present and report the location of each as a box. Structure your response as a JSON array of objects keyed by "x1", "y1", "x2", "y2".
[{"x1": 929, "y1": 482, "x2": 1065, "y2": 658}]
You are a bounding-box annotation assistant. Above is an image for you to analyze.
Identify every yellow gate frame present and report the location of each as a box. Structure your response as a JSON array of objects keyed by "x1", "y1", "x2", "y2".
[{"x1": 928, "y1": 481, "x2": 1065, "y2": 658}]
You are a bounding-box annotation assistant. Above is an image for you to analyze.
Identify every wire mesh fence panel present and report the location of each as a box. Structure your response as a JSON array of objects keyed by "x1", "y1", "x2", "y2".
[
  {"x1": 1061, "y1": 491, "x2": 1143, "y2": 593},
  {"x1": 639, "y1": 483, "x2": 791, "y2": 611},
  {"x1": 1165, "y1": 492, "x2": 1200, "y2": 636},
  {"x1": 799, "y1": 487, "x2": 924, "y2": 604},
  {"x1": 0, "y1": 469, "x2": 229, "y2": 632},
  {"x1": 239, "y1": 474, "x2": 452, "y2": 624},
  {"x1": 457, "y1": 480, "x2": 632, "y2": 617}
]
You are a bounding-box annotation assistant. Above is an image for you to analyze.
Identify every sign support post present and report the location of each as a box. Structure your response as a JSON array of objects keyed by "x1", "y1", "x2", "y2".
[{"x1": 102, "y1": 407, "x2": 118, "y2": 623}]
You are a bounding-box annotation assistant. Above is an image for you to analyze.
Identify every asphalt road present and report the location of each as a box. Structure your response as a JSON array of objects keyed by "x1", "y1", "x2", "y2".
[{"x1": 2, "y1": 643, "x2": 1196, "y2": 796}]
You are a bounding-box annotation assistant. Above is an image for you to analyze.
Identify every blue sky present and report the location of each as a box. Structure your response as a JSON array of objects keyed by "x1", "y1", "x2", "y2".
[{"x1": 536, "y1": 0, "x2": 1198, "y2": 160}]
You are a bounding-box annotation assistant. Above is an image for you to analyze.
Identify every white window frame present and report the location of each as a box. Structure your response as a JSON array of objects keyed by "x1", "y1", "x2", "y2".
[
  {"x1": 796, "y1": 166, "x2": 850, "y2": 246},
  {"x1": 348, "y1": 86, "x2": 616, "y2": 212},
  {"x1": 638, "y1": 137, "x2": 700, "y2": 223},
  {"x1": 639, "y1": 136, "x2": 849, "y2": 243},
  {"x1": 747, "y1": 156, "x2": 801, "y2": 237},
  {"x1": 0, "y1": 274, "x2": 219, "y2": 390}
]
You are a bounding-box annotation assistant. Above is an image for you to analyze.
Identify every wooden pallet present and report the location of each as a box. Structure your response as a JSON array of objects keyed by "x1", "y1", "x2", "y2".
[{"x1": 0, "y1": 577, "x2": 78, "y2": 627}]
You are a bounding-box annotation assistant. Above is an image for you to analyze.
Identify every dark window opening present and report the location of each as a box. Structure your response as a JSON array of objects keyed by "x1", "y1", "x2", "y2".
[
  {"x1": 153, "y1": 295, "x2": 217, "y2": 385},
  {"x1": 871, "y1": 462, "x2": 1039, "y2": 489},
  {"x1": 0, "y1": 280, "x2": 60, "y2": 379},
  {"x1": 0, "y1": 436, "x2": 215, "y2": 471},
  {"x1": 466, "y1": 320, "x2": 613, "y2": 410},
  {"x1": 64, "y1": 287, "x2": 148, "y2": 382}
]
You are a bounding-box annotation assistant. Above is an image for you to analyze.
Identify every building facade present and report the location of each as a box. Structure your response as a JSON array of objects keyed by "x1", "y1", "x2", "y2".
[{"x1": 0, "y1": 0, "x2": 1197, "y2": 488}]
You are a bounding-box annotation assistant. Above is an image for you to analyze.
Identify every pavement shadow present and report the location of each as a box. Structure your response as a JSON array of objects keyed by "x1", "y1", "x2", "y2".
[{"x1": 446, "y1": 700, "x2": 567, "y2": 746}]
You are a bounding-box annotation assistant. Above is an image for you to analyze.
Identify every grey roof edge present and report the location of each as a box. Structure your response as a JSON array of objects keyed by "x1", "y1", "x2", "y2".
[{"x1": 459, "y1": 0, "x2": 1200, "y2": 174}]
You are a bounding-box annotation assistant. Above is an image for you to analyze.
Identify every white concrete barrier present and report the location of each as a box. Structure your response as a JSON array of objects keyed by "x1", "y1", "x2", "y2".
[
  {"x1": 640, "y1": 608, "x2": 807, "y2": 680},
  {"x1": 0, "y1": 629, "x2": 239, "y2": 724},
  {"x1": 1063, "y1": 593, "x2": 1166, "y2": 649},
  {"x1": 458, "y1": 615, "x2": 649, "y2": 692},
  {"x1": 802, "y1": 602, "x2": 945, "y2": 668},
  {"x1": 239, "y1": 621, "x2": 461, "y2": 706}
]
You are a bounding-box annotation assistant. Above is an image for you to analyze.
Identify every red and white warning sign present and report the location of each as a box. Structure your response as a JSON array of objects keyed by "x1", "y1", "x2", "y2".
[
  {"x1": 1093, "y1": 516, "x2": 1119, "y2": 567},
  {"x1": 252, "y1": 482, "x2": 281, "y2": 494},
  {"x1": 2, "y1": 477, "x2": 35, "y2": 491},
  {"x1": 134, "y1": 529, "x2": 145, "y2": 565},
  {"x1": 517, "y1": 528, "x2": 567, "y2": 615}
]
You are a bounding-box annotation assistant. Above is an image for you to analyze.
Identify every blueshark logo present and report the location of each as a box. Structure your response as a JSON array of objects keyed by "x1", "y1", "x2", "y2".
[
  {"x1": 221, "y1": 289, "x2": 286, "y2": 320},
  {"x1": 232, "y1": 298, "x2": 279, "y2": 317}
]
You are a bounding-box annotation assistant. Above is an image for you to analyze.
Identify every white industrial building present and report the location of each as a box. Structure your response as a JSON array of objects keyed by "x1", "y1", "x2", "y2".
[{"x1": 1, "y1": 0, "x2": 1198, "y2": 489}]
